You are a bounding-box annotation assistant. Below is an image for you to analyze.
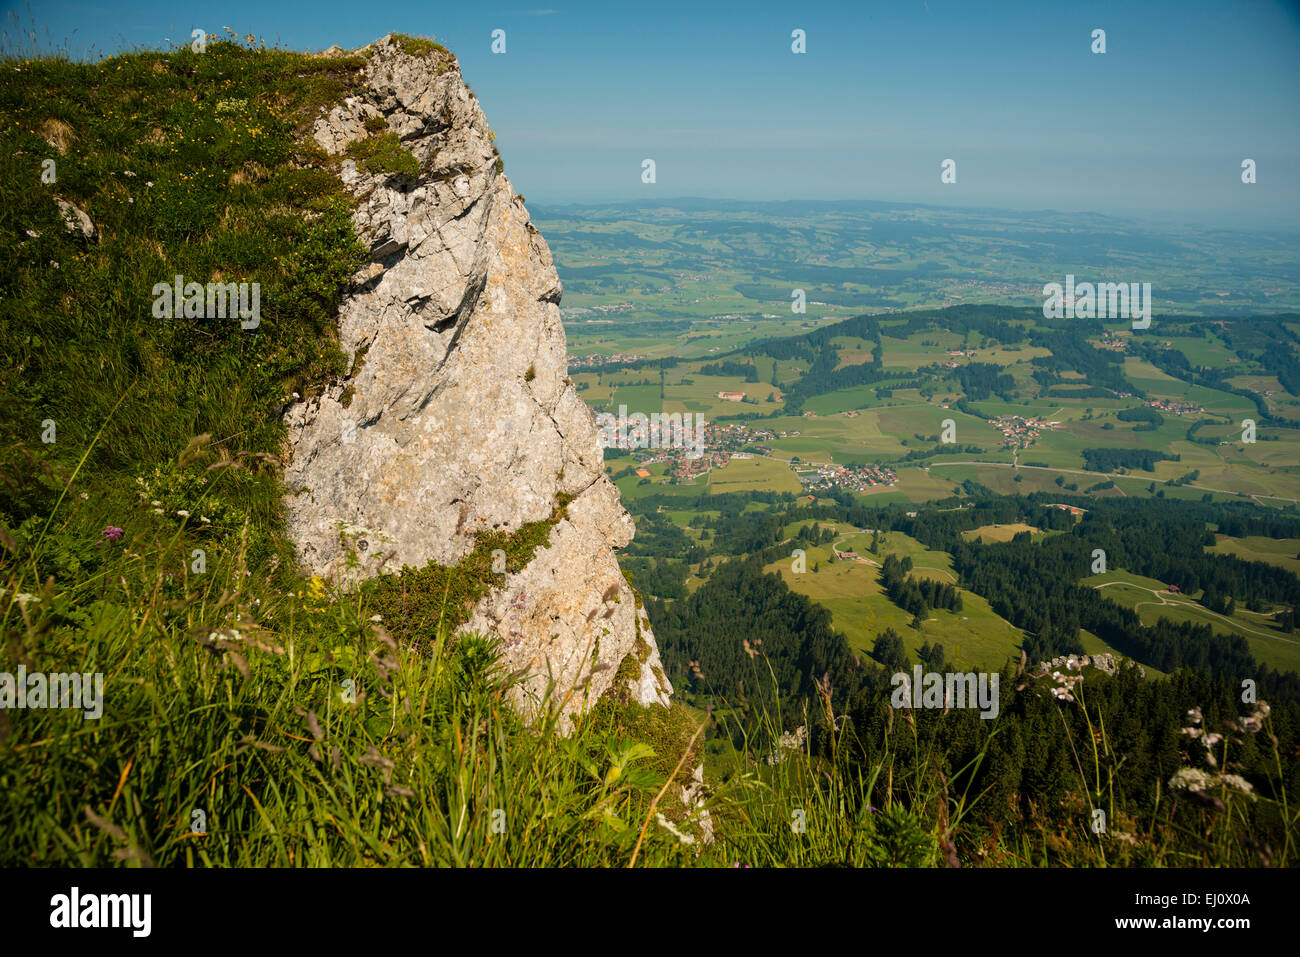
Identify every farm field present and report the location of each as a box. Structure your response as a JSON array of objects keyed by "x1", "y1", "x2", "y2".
[
  {"x1": 1206, "y1": 535, "x2": 1300, "y2": 575},
  {"x1": 558, "y1": 204, "x2": 1300, "y2": 702}
]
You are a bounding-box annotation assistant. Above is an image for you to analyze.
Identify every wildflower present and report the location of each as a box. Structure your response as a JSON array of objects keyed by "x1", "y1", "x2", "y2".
[
  {"x1": 151, "y1": 500, "x2": 161, "y2": 506},
  {"x1": 79, "y1": 492, "x2": 89, "y2": 500},
  {"x1": 123, "y1": 170, "x2": 136, "y2": 177},
  {"x1": 1187, "y1": 707, "x2": 1203, "y2": 725},
  {"x1": 742, "y1": 638, "x2": 756, "y2": 659},
  {"x1": 101, "y1": 526, "x2": 124, "y2": 542},
  {"x1": 14, "y1": 592, "x2": 40, "y2": 606},
  {"x1": 1202, "y1": 732, "x2": 1222, "y2": 748},
  {"x1": 1181, "y1": 726, "x2": 1202, "y2": 739},
  {"x1": 370, "y1": 614, "x2": 383, "y2": 622},
  {"x1": 200, "y1": 516, "x2": 211, "y2": 524},
  {"x1": 176, "y1": 510, "x2": 190, "y2": 518},
  {"x1": 1169, "y1": 768, "x2": 1212, "y2": 792},
  {"x1": 24, "y1": 229, "x2": 38, "y2": 238},
  {"x1": 152, "y1": 508, "x2": 164, "y2": 515},
  {"x1": 1220, "y1": 774, "x2": 1254, "y2": 796}
]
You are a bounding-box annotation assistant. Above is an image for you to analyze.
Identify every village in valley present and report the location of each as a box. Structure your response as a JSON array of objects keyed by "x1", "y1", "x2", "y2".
[{"x1": 993, "y1": 414, "x2": 1062, "y2": 450}]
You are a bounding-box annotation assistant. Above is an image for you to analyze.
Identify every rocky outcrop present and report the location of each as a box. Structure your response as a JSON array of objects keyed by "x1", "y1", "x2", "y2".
[
  {"x1": 1036, "y1": 653, "x2": 1144, "y2": 678},
  {"x1": 283, "y1": 35, "x2": 671, "y2": 727}
]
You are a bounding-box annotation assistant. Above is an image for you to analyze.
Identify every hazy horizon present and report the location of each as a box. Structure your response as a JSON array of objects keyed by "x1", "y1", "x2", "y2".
[{"x1": 5, "y1": 0, "x2": 1298, "y2": 230}]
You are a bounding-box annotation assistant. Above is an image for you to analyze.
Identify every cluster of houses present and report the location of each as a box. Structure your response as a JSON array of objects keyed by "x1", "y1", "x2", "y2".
[
  {"x1": 994, "y1": 414, "x2": 1061, "y2": 450},
  {"x1": 1145, "y1": 398, "x2": 1204, "y2": 415},
  {"x1": 1097, "y1": 330, "x2": 1129, "y2": 352},
  {"x1": 707, "y1": 422, "x2": 777, "y2": 451},
  {"x1": 666, "y1": 447, "x2": 737, "y2": 483},
  {"x1": 716, "y1": 391, "x2": 746, "y2": 401},
  {"x1": 627, "y1": 422, "x2": 777, "y2": 484},
  {"x1": 567, "y1": 351, "x2": 645, "y2": 369},
  {"x1": 795, "y1": 463, "x2": 897, "y2": 492}
]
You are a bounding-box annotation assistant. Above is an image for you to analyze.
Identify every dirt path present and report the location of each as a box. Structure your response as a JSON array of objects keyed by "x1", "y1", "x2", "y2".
[{"x1": 1091, "y1": 581, "x2": 1300, "y2": 646}]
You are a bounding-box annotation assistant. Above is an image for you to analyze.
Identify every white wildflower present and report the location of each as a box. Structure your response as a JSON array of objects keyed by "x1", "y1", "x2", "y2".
[
  {"x1": 14, "y1": 592, "x2": 40, "y2": 606},
  {"x1": 176, "y1": 510, "x2": 190, "y2": 518},
  {"x1": 1220, "y1": 774, "x2": 1254, "y2": 795},
  {"x1": 1169, "y1": 768, "x2": 1212, "y2": 792}
]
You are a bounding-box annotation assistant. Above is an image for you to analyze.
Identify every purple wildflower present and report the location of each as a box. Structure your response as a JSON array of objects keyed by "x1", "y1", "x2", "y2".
[{"x1": 101, "y1": 526, "x2": 124, "y2": 542}]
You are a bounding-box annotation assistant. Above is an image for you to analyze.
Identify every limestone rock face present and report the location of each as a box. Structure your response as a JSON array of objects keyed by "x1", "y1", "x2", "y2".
[{"x1": 283, "y1": 35, "x2": 671, "y2": 726}]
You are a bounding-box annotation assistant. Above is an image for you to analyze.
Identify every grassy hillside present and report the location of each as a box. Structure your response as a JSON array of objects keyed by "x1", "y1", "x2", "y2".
[{"x1": 2, "y1": 37, "x2": 1295, "y2": 869}]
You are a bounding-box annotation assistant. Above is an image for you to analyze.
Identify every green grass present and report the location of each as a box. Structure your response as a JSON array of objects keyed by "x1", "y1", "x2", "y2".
[
  {"x1": 763, "y1": 533, "x2": 1026, "y2": 672},
  {"x1": 2, "y1": 36, "x2": 1296, "y2": 870},
  {"x1": 345, "y1": 130, "x2": 419, "y2": 177},
  {"x1": 0, "y1": 38, "x2": 369, "y2": 578},
  {"x1": 386, "y1": 33, "x2": 450, "y2": 57},
  {"x1": 1207, "y1": 534, "x2": 1300, "y2": 576}
]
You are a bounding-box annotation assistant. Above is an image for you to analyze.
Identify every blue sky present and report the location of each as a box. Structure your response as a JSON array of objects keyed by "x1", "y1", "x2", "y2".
[{"x1": 5, "y1": 0, "x2": 1300, "y2": 227}]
